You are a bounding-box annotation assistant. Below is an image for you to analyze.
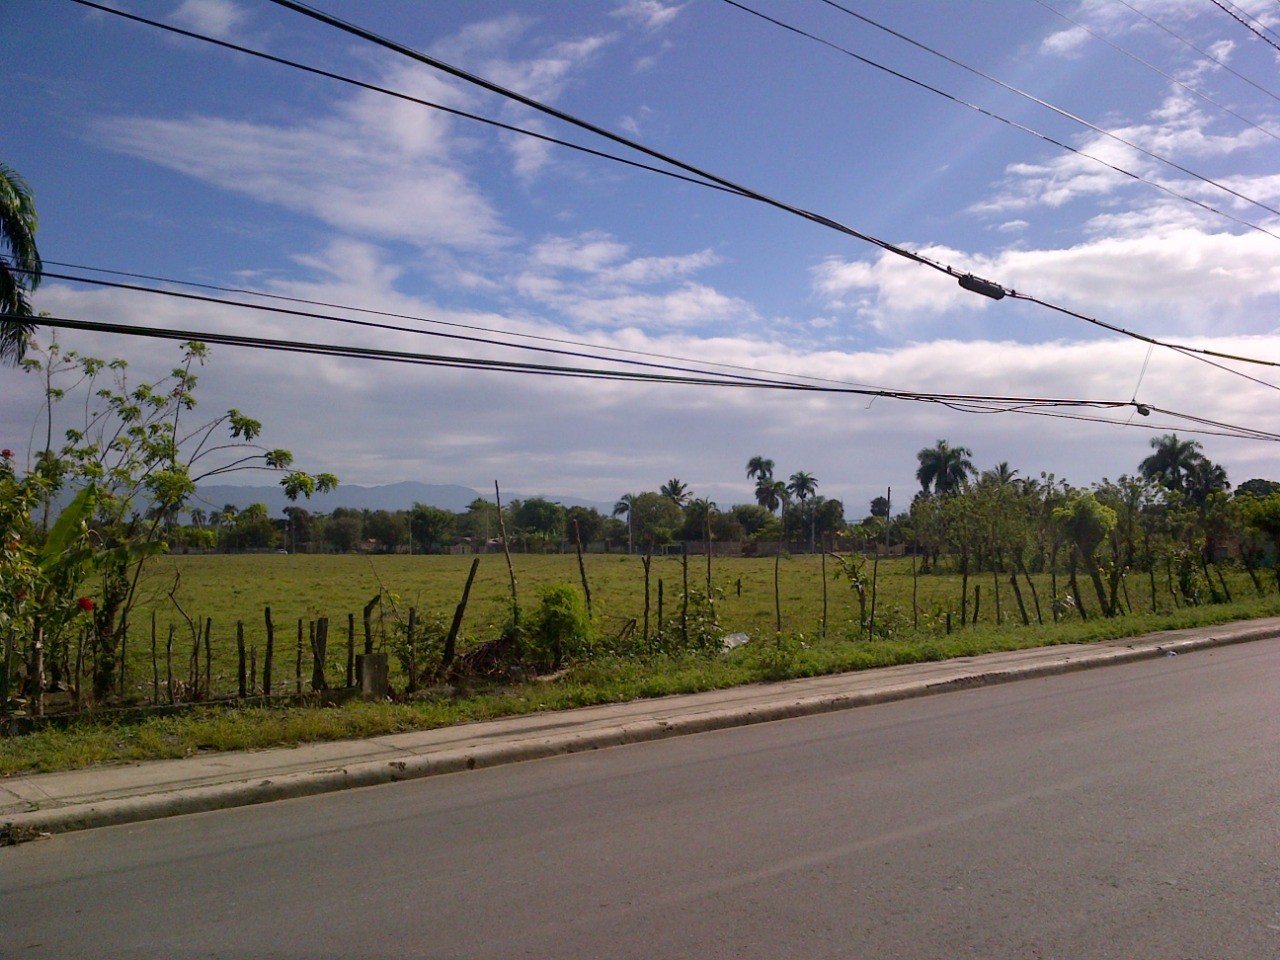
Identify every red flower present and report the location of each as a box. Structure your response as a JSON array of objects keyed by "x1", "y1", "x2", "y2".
[
  {"x1": 78, "y1": 597, "x2": 95, "y2": 612},
  {"x1": 0, "y1": 449, "x2": 11, "y2": 459},
  {"x1": 14, "y1": 590, "x2": 26, "y2": 602}
]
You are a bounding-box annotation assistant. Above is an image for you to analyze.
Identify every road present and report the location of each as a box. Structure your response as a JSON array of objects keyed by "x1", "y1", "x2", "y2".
[{"x1": 5, "y1": 639, "x2": 1279, "y2": 959}]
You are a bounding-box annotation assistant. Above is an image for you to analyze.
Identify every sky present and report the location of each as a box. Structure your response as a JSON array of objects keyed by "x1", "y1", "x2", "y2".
[{"x1": 4, "y1": 0, "x2": 1280, "y2": 516}]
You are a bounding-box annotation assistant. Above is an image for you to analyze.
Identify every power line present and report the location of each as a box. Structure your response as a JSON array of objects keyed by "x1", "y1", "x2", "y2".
[
  {"x1": 1030, "y1": 0, "x2": 1280, "y2": 141},
  {"x1": 34, "y1": 267, "x2": 805, "y2": 388},
  {"x1": 1112, "y1": 0, "x2": 1280, "y2": 107},
  {"x1": 65, "y1": 0, "x2": 745, "y2": 201},
  {"x1": 71, "y1": 0, "x2": 1280, "y2": 395},
  {"x1": 727, "y1": 0, "x2": 1280, "y2": 225},
  {"x1": 1208, "y1": 0, "x2": 1280, "y2": 54},
  {"x1": 33, "y1": 312, "x2": 1280, "y2": 441},
  {"x1": 38, "y1": 259, "x2": 887, "y2": 393},
  {"x1": 34, "y1": 259, "x2": 1280, "y2": 395}
]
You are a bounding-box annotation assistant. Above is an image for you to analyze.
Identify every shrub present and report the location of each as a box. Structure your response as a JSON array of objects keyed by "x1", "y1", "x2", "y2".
[{"x1": 525, "y1": 583, "x2": 592, "y2": 671}]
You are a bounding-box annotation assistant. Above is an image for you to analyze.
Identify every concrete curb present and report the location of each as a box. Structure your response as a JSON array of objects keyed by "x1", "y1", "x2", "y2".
[{"x1": 4, "y1": 623, "x2": 1278, "y2": 840}]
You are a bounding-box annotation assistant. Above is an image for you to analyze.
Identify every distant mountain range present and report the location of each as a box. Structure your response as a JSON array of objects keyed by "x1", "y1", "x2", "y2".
[{"x1": 192, "y1": 481, "x2": 616, "y2": 517}]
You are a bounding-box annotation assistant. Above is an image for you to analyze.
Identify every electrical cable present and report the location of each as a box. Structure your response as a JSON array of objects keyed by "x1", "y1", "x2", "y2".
[
  {"x1": 1031, "y1": 0, "x2": 1280, "y2": 140},
  {"x1": 1208, "y1": 0, "x2": 1280, "y2": 53},
  {"x1": 1111, "y1": 0, "x2": 1280, "y2": 107},
  {"x1": 65, "y1": 0, "x2": 745, "y2": 201},
  {"x1": 32, "y1": 267, "x2": 813, "y2": 388},
  {"x1": 68, "y1": 0, "x2": 1280, "y2": 394},
  {"x1": 37, "y1": 258, "x2": 885, "y2": 392},
  {"x1": 36, "y1": 311, "x2": 1280, "y2": 444},
  {"x1": 727, "y1": 0, "x2": 1280, "y2": 226}
]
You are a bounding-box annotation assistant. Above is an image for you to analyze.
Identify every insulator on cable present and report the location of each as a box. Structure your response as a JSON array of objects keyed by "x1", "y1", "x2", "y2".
[{"x1": 957, "y1": 273, "x2": 1006, "y2": 300}]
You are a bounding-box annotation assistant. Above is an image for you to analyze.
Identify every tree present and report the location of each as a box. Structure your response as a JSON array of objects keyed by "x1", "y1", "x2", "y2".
[
  {"x1": 755, "y1": 477, "x2": 787, "y2": 514},
  {"x1": 566, "y1": 505, "x2": 604, "y2": 545},
  {"x1": 515, "y1": 498, "x2": 566, "y2": 547},
  {"x1": 746, "y1": 456, "x2": 774, "y2": 482},
  {"x1": 628, "y1": 492, "x2": 683, "y2": 549},
  {"x1": 457, "y1": 498, "x2": 499, "y2": 543},
  {"x1": 981, "y1": 462, "x2": 1019, "y2": 486},
  {"x1": 1053, "y1": 491, "x2": 1118, "y2": 617},
  {"x1": 1139, "y1": 434, "x2": 1204, "y2": 495},
  {"x1": 916, "y1": 440, "x2": 976, "y2": 496},
  {"x1": 1184, "y1": 458, "x2": 1228, "y2": 508},
  {"x1": 1236, "y1": 478, "x2": 1280, "y2": 499},
  {"x1": 730, "y1": 503, "x2": 772, "y2": 537},
  {"x1": 787, "y1": 471, "x2": 818, "y2": 551},
  {"x1": 660, "y1": 478, "x2": 690, "y2": 507},
  {"x1": 363, "y1": 509, "x2": 408, "y2": 552},
  {"x1": 282, "y1": 505, "x2": 312, "y2": 552},
  {"x1": 1, "y1": 162, "x2": 42, "y2": 364},
  {"x1": 10, "y1": 338, "x2": 334, "y2": 697},
  {"x1": 410, "y1": 503, "x2": 455, "y2": 552},
  {"x1": 613, "y1": 492, "x2": 637, "y2": 552},
  {"x1": 869, "y1": 495, "x2": 890, "y2": 518}
]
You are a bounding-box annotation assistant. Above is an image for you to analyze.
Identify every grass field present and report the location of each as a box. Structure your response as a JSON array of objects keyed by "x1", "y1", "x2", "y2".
[
  {"x1": 4, "y1": 552, "x2": 1277, "y2": 775},
  {"x1": 109, "y1": 550, "x2": 1276, "y2": 698}
]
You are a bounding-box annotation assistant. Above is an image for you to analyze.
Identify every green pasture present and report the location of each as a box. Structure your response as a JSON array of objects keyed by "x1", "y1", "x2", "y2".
[
  {"x1": 4, "y1": 552, "x2": 1277, "y2": 776},
  {"x1": 111, "y1": 551, "x2": 1267, "y2": 697}
]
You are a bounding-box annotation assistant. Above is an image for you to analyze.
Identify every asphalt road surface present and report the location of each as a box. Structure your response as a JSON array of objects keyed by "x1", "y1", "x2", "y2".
[{"x1": 6, "y1": 639, "x2": 1279, "y2": 959}]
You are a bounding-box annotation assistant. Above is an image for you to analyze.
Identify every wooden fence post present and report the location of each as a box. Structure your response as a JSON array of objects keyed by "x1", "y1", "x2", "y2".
[
  {"x1": 237, "y1": 622, "x2": 247, "y2": 698},
  {"x1": 346, "y1": 613, "x2": 355, "y2": 688},
  {"x1": 442, "y1": 557, "x2": 480, "y2": 674},
  {"x1": 263, "y1": 606, "x2": 274, "y2": 697},
  {"x1": 296, "y1": 620, "x2": 304, "y2": 695},
  {"x1": 310, "y1": 617, "x2": 328, "y2": 692}
]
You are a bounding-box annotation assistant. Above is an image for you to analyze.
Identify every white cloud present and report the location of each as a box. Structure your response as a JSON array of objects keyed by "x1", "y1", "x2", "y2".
[
  {"x1": 813, "y1": 226, "x2": 1280, "y2": 338},
  {"x1": 169, "y1": 0, "x2": 245, "y2": 40},
  {"x1": 12, "y1": 279, "x2": 1276, "y2": 511},
  {"x1": 612, "y1": 1, "x2": 686, "y2": 32},
  {"x1": 95, "y1": 65, "x2": 509, "y2": 252}
]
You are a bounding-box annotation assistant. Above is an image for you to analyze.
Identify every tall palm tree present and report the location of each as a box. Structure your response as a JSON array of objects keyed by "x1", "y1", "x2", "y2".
[
  {"x1": 756, "y1": 477, "x2": 787, "y2": 514},
  {"x1": 613, "y1": 492, "x2": 637, "y2": 553},
  {"x1": 1, "y1": 162, "x2": 42, "y2": 363},
  {"x1": 1139, "y1": 434, "x2": 1204, "y2": 495},
  {"x1": 916, "y1": 440, "x2": 976, "y2": 496},
  {"x1": 660, "y1": 478, "x2": 690, "y2": 507},
  {"x1": 1184, "y1": 458, "x2": 1229, "y2": 507},
  {"x1": 746, "y1": 456, "x2": 774, "y2": 482},
  {"x1": 787, "y1": 471, "x2": 819, "y2": 552}
]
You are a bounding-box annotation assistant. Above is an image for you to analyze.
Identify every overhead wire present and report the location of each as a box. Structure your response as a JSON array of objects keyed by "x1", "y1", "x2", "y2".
[
  {"x1": 726, "y1": 0, "x2": 1280, "y2": 225},
  {"x1": 31, "y1": 267, "x2": 813, "y2": 388},
  {"x1": 1207, "y1": 0, "x2": 1280, "y2": 54},
  {"x1": 1112, "y1": 0, "x2": 1280, "y2": 107},
  {"x1": 257, "y1": 0, "x2": 1280, "y2": 385},
  {"x1": 68, "y1": 0, "x2": 1280, "y2": 404},
  {"x1": 1030, "y1": 0, "x2": 1280, "y2": 141},
  {"x1": 31, "y1": 312, "x2": 1280, "y2": 441},
  {"x1": 37, "y1": 258, "x2": 885, "y2": 392},
  {"x1": 65, "y1": 0, "x2": 746, "y2": 201}
]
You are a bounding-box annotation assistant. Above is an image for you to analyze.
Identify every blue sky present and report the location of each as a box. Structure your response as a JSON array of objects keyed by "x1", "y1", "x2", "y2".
[{"x1": 4, "y1": 0, "x2": 1279, "y2": 514}]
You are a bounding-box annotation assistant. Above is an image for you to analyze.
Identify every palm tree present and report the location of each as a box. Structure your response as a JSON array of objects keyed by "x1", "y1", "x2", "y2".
[
  {"x1": 613, "y1": 492, "x2": 637, "y2": 553},
  {"x1": 1, "y1": 162, "x2": 42, "y2": 363},
  {"x1": 981, "y1": 462, "x2": 1019, "y2": 486},
  {"x1": 787, "y1": 471, "x2": 818, "y2": 552},
  {"x1": 1139, "y1": 434, "x2": 1204, "y2": 495},
  {"x1": 1184, "y1": 458, "x2": 1229, "y2": 507},
  {"x1": 755, "y1": 477, "x2": 786, "y2": 514},
  {"x1": 660, "y1": 478, "x2": 690, "y2": 507},
  {"x1": 916, "y1": 440, "x2": 976, "y2": 496},
  {"x1": 746, "y1": 456, "x2": 774, "y2": 482}
]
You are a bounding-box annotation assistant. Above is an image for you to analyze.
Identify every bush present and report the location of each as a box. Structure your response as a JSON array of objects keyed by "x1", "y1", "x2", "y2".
[{"x1": 525, "y1": 583, "x2": 592, "y2": 671}]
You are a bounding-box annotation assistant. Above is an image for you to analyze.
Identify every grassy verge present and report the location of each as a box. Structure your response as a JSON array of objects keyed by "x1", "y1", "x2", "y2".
[{"x1": 4, "y1": 595, "x2": 1277, "y2": 777}]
